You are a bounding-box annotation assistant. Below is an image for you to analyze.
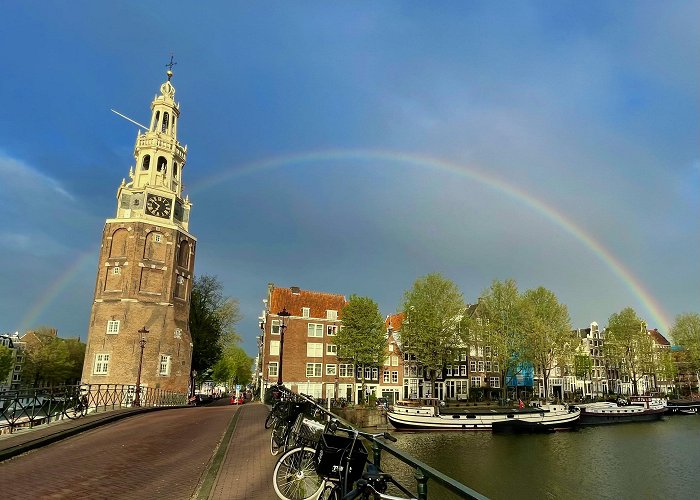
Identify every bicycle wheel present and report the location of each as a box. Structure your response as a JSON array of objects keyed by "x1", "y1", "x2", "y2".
[
  {"x1": 273, "y1": 447, "x2": 325, "y2": 500},
  {"x1": 317, "y1": 482, "x2": 340, "y2": 500},
  {"x1": 265, "y1": 411, "x2": 276, "y2": 429},
  {"x1": 64, "y1": 399, "x2": 84, "y2": 420},
  {"x1": 271, "y1": 423, "x2": 286, "y2": 456}
]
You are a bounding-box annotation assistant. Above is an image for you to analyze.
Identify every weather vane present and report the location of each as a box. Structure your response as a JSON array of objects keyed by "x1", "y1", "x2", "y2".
[{"x1": 165, "y1": 54, "x2": 177, "y2": 80}]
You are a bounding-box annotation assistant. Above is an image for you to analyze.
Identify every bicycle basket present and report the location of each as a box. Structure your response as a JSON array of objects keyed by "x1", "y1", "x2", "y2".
[{"x1": 313, "y1": 433, "x2": 368, "y2": 483}]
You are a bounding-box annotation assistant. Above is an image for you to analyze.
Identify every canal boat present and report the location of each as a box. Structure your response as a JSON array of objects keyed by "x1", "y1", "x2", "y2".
[
  {"x1": 576, "y1": 396, "x2": 666, "y2": 425},
  {"x1": 665, "y1": 399, "x2": 700, "y2": 415},
  {"x1": 386, "y1": 398, "x2": 580, "y2": 431}
]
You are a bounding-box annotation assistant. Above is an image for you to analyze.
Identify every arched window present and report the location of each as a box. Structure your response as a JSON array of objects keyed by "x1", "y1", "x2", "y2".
[
  {"x1": 178, "y1": 240, "x2": 190, "y2": 268},
  {"x1": 144, "y1": 231, "x2": 166, "y2": 261},
  {"x1": 109, "y1": 228, "x2": 128, "y2": 257},
  {"x1": 153, "y1": 111, "x2": 160, "y2": 131},
  {"x1": 173, "y1": 162, "x2": 178, "y2": 177},
  {"x1": 157, "y1": 156, "x2": 167, "y2": 173},
  {"x1": 142, "y1": 155, "x2": 150, "y2": 171},
  {"x1": 162, "y1": 112, "x2": 169, "y2": 133}
]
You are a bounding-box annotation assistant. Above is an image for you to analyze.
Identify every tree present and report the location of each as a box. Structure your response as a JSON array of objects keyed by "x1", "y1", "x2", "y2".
[
  {"x1": 211, "y1": 345, "x2": 253, "y2": 390},
  {"x1": 189, "y1": 275, "x2": 242, "y2": 382},
  {"x1": 670, "y1": 313, "x2": 700, "y2": 393},
  {"x1": 521, "y1": 287, "x2": 572, "y2": 400},
  {"x1": 401, "y1": 274, "x2": 465, "y2": 397},
  {"x1": 21, "y1": 329, "x2": 76, "y2": 387},
  {"x1": 476, "y1": 279, "x2": 527, "y2": 400},
  {"x1": 335, "y1": 295, "x2": 386, "y2": 402},
  {"x1": 605, "y1": 307, "x2": 652, "y2": 396},
  {"x1": 0, "y1": 344, "x2": 13, "y2": 384}
]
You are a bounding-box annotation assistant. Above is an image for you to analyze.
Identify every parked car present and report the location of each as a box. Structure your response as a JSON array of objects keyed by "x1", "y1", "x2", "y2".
[{"x1": 230, "y1": 395, "x2": 245, "y2": 405}]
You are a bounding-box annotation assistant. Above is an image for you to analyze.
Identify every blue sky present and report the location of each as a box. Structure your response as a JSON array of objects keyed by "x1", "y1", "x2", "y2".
[{"x1": 1, "y1": 1, "x2": 698, "y2": 356}]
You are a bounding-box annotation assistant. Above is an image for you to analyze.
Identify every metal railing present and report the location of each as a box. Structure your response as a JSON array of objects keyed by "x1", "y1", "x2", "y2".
[
  {"x1": 272, "y1": 386, "x2": 488, "y2": 499},
  {"x1": 0, "y1": 384, "x2": 188, "y2": 435}
]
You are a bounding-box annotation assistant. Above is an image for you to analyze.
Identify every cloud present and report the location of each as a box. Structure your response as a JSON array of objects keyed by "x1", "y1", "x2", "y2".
[{"x1": 0, "y1": 152, "x2": 75, "y2": 202}]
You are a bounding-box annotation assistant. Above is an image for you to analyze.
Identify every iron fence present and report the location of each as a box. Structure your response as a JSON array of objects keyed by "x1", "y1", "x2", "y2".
[{"x1": 0, "y1": 383, "x2": 187, "y2": 434}]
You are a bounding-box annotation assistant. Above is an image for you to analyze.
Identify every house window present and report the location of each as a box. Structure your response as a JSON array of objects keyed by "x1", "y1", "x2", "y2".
[
  {"x1": 307, "y1": 343, "x2": 323, "y2": 357},
  {"x1": 372, "y1": 368, "x2": 379, "y2": 380},
  {"x1": 446, "y1": 366, "x2": 452, "y2": 376},
  {"x1": 389, "y1": 344, "x2": 394, "y2": 352},
  {"x1": 271, "y1": 320, "x2": 280, "y2": 335},
  {"x1": 391, "y1": 355, "x2": 398, "y2": 366},
  {"x1": 106, "y1": 320, "x2": 120, "y2": 334},
  {"x1": 154, "y1": 234, "x2": 162, "y2": 243},
  {"x1": 383, "y1": 371, "x2": 390, "y2": 383},
  {"x1": 326, "y1": 364, "x2": 337, "y2": 376},
  {"x1": 326, "y1": 310, "x2": 337, "y2": 321},
  {"x1": 270, "y1": 340, "x2": 280, "y2": 356},
  {"x1": 306, "y1": 363, "x2": 322, "y2": 377},
  {"x1": 339, "y1": 364, "x2": 353, "y2": 377},
  {"x1": 384, "y1": 356, "x2": 390, "y2": 366},
  {"x1": 484, "y1": 346, "x2": 491, "y2": 357},
  {"x1": 460, "y1": 365, "x2": 467, "y2": 376},
  {"x1": 471, "y1": 376, "x2": 481, "y2": 388},
  {"x1": 485, "y1": 361, "x2": 492, "y2": 372},
  {"x1": 268, "y1": 362, "x2": 278, "y2": 377},
  {"x1": 159, "y1": 355, "x2": 171, "y2": 376},
  {"x1": 302, "y1": 307, "x2": 310, "y2": 318},
  {"x1": 112, "y1": 266, "x2": 121, "y2": 275},
  {"x1": 392, "y1": 371, "x2": 398, "y2": 383},
  {"x1": 326, "y1": 344, "x2": 337, "y2": 355},
  {"x1": 489, "y1": 377, "x2": 500, "y2": 388},
  {"x1": 326, "y1": 325, "x2": 337, "y2": 336},
  {"x1": 478, "y1": 361, "x2": 484, "y2": 372},
  {"x1": 404, "y1": 366, "x2": 410, "y2": 377},
  {"x1": 93, "y1": 354, "x2": 110, "y2": 375},
  {"x1": 460, "y1": 352, "x2": 467, "y2": 362},
  {"x1": 469, "y1": 360, "x2": 476, "y2": 371},
  {"x1": 12, "y1": 373, "x2": 21, "y2": 382},
  {"x1": 308, "y1": 324, "x2": 323, "y2": 337}
]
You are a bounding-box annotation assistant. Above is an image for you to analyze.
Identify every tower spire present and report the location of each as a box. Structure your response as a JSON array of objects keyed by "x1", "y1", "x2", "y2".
[{"x1": 165, "y1": 54, "x2": 177, "y2": 81}]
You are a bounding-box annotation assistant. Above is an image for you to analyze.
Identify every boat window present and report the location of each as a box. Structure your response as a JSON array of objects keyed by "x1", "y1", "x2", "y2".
[
  {"x1": 465, "y1": 414, "x2": 476, "y2": 419},
  {"x1": 452, "y1": 414, "x2": 460, "y2": 419},
  {"x1": 507, "y1": 414, "x2": 515, "y2": 418}
]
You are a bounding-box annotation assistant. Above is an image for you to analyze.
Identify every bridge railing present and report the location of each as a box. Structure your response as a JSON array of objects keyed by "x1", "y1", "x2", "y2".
[
  {"x1": 0, "y1": 383, "x2": 187, "y2": 434},
  {"x1": 273, "y1": 385, "x2": 488, "y2": 500}
]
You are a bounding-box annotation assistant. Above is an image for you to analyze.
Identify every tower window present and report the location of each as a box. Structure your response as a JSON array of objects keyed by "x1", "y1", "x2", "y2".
[
  {"x1": 162, "y1": 112, "x2": 169, "y2": 133},
  {"x1": 159, "y1": 355, "x2": 171, "y2": 376},
  {"x1": 142, "y1": 155, "x2": 150, "y2": 171},
  {"x1": 93, "y1": 353, "x2": 110, "y2": 374},
  {"x1": 112, "y1": 266, "x2": 121, "y2": 275},
  {"x1": 173, "y1": 163, "x2": 178, "y2": 177},
  {"x1": 157, "y1": 156, "x2": 167, "y2": 173},
  {"x1": 106, "y1": 320, "x2": 120, "y2": 334},
  {"x1": 153, "y1": 111, "x2": 160, "y2": 131},
  {"x1": 154, "y1": 234, "x2": 162, "y2": 243}
]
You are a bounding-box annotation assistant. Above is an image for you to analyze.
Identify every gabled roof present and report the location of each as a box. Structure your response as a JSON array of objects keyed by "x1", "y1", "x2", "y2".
[
  {"x1": 647, "y1": 328, "x2": 670, "y2": 347},
  {"x1": 268, "y1": 285, "x2": 346, "y2": 319},
  {"x1": 385, "y1": 312, "x2": 405, "y2": 332}
]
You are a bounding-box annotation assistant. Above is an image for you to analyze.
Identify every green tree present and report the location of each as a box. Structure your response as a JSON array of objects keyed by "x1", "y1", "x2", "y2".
[
  {"x1": 477, "y1": 279, "x2": 527, "y2": 400},
  {"x1": 401, "y1": 274, "x2": 465, "y2": 396},
  {"x1": 211, "y1": 345, "x2": 253, "y2": 390},
  {"x1": 0, "y1": 344, "x2": 13, "y2": 384},
  {"x1": 335, "y1": 295, "x2": 386, "y2": 402},
  {"x1": 21, "y1": 330, "x2": 75, "y2": 387},
  {"x1": 605, "y1": 307, "x2": 652, "y2": 396},
  {"x1": 670, "y1": 312, "x2": 700, "y2": 393},
  {"x1": 521, "y1": 287, "x2": 572, "y2": 400},
  {"x1": 189, "y1": 275, "x2": 242, "y2": 382}
]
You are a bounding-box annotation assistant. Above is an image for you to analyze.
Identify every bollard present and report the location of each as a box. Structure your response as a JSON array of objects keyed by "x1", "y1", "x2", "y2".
[
  {"x1": 372, "y1": 439, "x2": 382, "y2": 469},
  {"x1": 415, "y1": 467, "x2": 428, "y2": 499}
]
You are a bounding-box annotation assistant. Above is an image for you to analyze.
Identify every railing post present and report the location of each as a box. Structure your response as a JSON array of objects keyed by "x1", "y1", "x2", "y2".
[
  {"x1": 372, "y1": 439, "x2": 382, "y2": 469},
  {"x1": 415, "y1": 467, "x2": 428, "y2": 500}
]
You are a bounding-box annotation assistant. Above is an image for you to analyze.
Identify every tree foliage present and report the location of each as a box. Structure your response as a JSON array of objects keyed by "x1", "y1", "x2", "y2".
[
  {"x1": 0, "y1": 344, "x2": 13, "y2": 383},
  {"x1": 211, "y1": 345, "x2": 253, "y2": 388},
  {"x1": 335, "y1": 295, "x2": 386, "y2": 397},
  {"x1": 476, "y1": 279, "x2": 527, "y2": 398},
  {"x1": 605, "y1": 307, "x2": 652, "y2": 395},
  {"x1": 21, "y1": 328, "x2": 84, "y2": 387},
  {"x1": 189, "y1": 275, "x2": 242, "y2": 380},
  {"x1": 521, "y1": 286, "x2": 572, "y2": 399},
  {"x1": 401, "y1": 274, "x2": 464, "y2": 387},
  {"x1": 670, "y1": 312, "x2": 700, "y2": 389}
]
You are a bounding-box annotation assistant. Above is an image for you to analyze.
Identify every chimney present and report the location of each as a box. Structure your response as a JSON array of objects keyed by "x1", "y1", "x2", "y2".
[{"x1": 291, "y1": 286, "x2": 301, "y2": 295}]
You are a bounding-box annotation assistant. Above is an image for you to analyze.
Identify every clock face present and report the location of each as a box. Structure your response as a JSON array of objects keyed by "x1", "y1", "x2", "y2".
[{"x1": 145, "y1": 194, "x2": 173, "y2": 218}]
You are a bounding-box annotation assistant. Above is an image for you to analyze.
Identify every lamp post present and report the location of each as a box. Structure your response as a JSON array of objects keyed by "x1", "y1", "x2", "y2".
[
  {"x1": 277, "y1": 307, "x2": 291, "y2": 385},
  {"x1": 134, "y1": 326, "x2": 149, "y2": 406}
]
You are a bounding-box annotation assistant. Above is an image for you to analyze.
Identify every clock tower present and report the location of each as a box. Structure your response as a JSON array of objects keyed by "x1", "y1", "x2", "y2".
[{"x1": 82, "y1": 67, "x2": 196, "y2": 395}]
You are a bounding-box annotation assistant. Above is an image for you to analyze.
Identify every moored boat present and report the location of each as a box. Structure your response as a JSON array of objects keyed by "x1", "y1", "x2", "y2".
[
  {"x1": 665, "y1": 399, "x2": 700, "y2": 415},
  {"x1": 386, "y1": 398, "x2": 580, "y2": 431},
  {"x1": 577, "y1": 396, "x2": 666, "y2": 425}
]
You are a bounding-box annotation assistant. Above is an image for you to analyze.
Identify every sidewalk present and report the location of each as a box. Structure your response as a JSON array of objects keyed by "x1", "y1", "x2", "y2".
[{"x1": 207, "y1": 402, "x2": 277, "y2": 499}]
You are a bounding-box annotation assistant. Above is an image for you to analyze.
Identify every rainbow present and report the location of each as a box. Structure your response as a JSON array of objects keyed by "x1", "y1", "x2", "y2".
[{"x1": 190, "y1": 149, "x2": 672, "y2": 332}]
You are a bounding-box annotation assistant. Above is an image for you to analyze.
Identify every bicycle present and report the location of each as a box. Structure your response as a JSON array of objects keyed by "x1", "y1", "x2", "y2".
[
  {"x1": 271, "y1": 400, "x2": 317, "y2": 456},
  {"x1": 315, "y1": 425, "x2": 417, "y2": 500},
  {"x1": 63, "y1": 392, "x2": 89, "y2": 420}
]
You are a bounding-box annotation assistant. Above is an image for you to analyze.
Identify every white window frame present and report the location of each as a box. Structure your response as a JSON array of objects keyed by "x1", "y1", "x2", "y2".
[
  {"x1": 489, "y1": 376, "x2": 500, "y2": 388},
  {"x1": 326, "y1": 325, "x2": 337, "y2": 336},
  {"x1": 306, "y1": 363, "x2": 322, "y2": 377},
  {"x1": 383, "y1": 371, "x2": 390, "y2": 383},
  {"x1": 271, "y1": 319, "x2": 280, "y2": 335},
  {"x1": 326, "y1": 344, "x2": 337, "y2": 356},
  {"x1": 307, "y1": 343, "x2": 323, "y2": 357},
  {"x1": 302, "y1": 307, "x2": 310, "y2": 318},
  {"x1": 106, "y1": 320, "x2": 120, "y2": 335},
  {"x1": 371, "y1": 367, "x2": 379, "y2": 380},
  {"x1": 159, "y1": 355, "x2": 171, "y2": 376},
  {"x1": 446, "y1": 365, "x2": 452, "y2": 376},
  {"x1": 460, "y1": 365, "x2": 467, "y2": 376},
  {"x1": 326, "y1": 310, "x2": 338, "y2": 321},
  {"x1": 93, "y1": 353, "x2": 110, "y2": 375},
  {"x1": 270, "y1": 340, "x2": 280, "y2": 356},
  {"x1": 391, "y1": 355, "x2": 398, "y2": 366},
  {"x1": 154, "y1": 234, "x2": 162, "y2": 243},
  {"x1": 112, "y1": 266, "x2": 121, "y2": 275},
  {"x1": 339, "y1": 364, "x2": 353, "y2": 377},
  {"x1": 308, "y1": 323, "x2": 323, "y2": 337},
  {"x1": 392, "y1": 371, "x2": 398, "y2": 383},
  {"x1": 268, "y1": 362, "x2": 278, "y2": 377},
  {"x1": 326, "y1": 364, "x2": 337, "y2": 376},
  {"x1": 471, "y1": 376, "x2": 481, "y2": 388}
]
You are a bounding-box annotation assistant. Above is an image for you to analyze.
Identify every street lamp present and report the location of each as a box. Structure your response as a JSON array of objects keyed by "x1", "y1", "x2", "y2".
[
  {"x1": 134, "y1": 326, "x2": 149, "y2": 406},
  {"x1": 277, "y1": 307, "x2": 291, "y2": 385}
]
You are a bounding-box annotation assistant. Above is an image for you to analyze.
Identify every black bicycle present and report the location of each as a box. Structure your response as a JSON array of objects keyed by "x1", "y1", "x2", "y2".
[{"x1": 63, "y1": 392, "x2": 89, "y2": 420}]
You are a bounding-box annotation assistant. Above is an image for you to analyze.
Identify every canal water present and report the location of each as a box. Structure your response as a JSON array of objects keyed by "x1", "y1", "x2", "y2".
[{"x1": 381, "y1": 415, "x2": 700, "y2": 499}]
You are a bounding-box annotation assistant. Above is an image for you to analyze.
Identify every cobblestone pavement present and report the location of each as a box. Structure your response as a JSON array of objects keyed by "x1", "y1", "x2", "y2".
[
  {"x1": 209, "y1": 402, "x2": 276, "y2": 499},
  {"x1": 0, "y1": 404, "x2": 237, "y2": 499}
]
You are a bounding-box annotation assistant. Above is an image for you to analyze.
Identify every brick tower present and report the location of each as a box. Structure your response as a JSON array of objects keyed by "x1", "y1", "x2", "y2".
[{"x1": 81, "y1": 67, "x2": 196, "y2": 394}]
